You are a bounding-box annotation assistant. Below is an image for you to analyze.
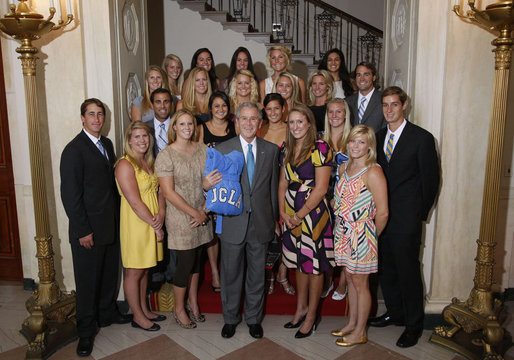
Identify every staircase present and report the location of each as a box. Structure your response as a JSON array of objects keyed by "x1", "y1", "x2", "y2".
[{"x1": 175, "y1": 0, "x2": 383, "y2": 76}]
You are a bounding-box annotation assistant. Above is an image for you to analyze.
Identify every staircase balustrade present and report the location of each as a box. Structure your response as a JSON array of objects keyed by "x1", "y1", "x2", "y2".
[{"x1": 200, "y1": 0, "x2": 383, "y2": 69}]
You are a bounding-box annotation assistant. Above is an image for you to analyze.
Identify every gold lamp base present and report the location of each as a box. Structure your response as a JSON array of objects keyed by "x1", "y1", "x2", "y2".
[
  {"x1": 20, "y1": 291, "x2": 77, "y2": 359},
  {"x1": 430, "y1": 294, "x2": 510, "y2": 359}
]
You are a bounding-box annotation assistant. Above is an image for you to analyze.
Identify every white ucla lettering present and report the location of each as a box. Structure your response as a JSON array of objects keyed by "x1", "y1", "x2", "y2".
[
  {"x1": 219, "y1": 188, "x2": 228, "y2": 202},
  {"x1": 228, "y1": 190, "x2": 236, "y2": 205},
  {"x1": 211, "y1": 188, "x2": 218, "y2": 202},
  {"x1": 235, "y1": 196, "x2": 242, "y2": 208}
]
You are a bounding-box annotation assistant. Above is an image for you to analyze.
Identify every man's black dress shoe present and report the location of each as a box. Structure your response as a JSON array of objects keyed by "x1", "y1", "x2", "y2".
[
  {"x1": 131, "y1": 321, "x2": 160, "y2": 331},
  {"x1": 221, "y1": 323, "x2": 237, "y2": 338},
  {"x1": 396, "y1": 328, "x2": 422, "y2": 348},
  {"x1": 367, "y1": 313, "x2": 404, "y2": 327},
  {"x1": 76, "y1": 336, "x2": 93, "y2": 357},
  {"x1": 99, "y1": 313, "x2": 133, "y2": 327},
  {"x1": 248, "y1": 323, "x2": 263, "y2": 339}
]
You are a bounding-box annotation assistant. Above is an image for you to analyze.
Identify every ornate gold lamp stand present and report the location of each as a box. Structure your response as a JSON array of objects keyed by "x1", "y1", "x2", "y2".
[
  {"x1": 430, "y1": 1, "x2": 514, "y2": 359},
  {"x1": 0, "y1": 1, "x2": 76, "y2": 359}
]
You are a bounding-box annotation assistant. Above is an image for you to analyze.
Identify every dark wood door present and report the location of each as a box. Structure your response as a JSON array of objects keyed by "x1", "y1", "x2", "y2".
[{"x1": 0, "y1": 45, "x2": 23, "y2": 281}]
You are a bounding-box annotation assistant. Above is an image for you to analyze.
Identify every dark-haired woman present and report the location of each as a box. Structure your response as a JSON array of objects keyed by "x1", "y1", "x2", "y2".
[
  {"x1": 219, "y1": 47, "x2": 258, "y2": 94},
  {"x1": 198, "y1": 92, "x2": 237, "y2": 293},
  {"x1": 318, "y1": 49, "x2": 353, "y2": 99},
  {"x1": 190, "y1": 48, "x2": 219, "y2": 92},
  {"x1": 279, "y1": 105, "x2": 334, "y2": 338}
]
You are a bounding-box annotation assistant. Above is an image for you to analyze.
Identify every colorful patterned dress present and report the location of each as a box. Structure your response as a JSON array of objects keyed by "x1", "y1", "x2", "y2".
[
  {"x1": 333, "y1": 163, "x2": 378, "y2": 274},
  {"x1": 281, "y1": 140, "x2": 335, "y2": 274}
]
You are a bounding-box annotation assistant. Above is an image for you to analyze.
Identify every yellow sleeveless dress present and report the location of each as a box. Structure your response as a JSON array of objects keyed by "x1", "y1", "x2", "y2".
[{"x1": 117, "y1": 156, "x2": 163, "y2": 268}]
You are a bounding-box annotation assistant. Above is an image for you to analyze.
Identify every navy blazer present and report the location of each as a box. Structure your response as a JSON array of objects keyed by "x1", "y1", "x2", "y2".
[
  {"x1": 60, "y1": 131, "x2": 119, "y2": 245},
  {"x1": 376, "y1": 121, "x2": 440, "y2": 235}
]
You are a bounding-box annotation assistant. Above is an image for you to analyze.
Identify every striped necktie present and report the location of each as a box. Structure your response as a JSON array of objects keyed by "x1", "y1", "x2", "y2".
[
  {"x1": 96, "y1": 140, "x2": 109, "y2": 161},
  {"x1": 358, "y1": 97, "x2": 367, "y2": 123},
  {"x1": 385, "y1": 134, "x2": 394, "y2": 162},
  {"x1": 157, "y1": 123, "x2": 167, "y2": 152}
]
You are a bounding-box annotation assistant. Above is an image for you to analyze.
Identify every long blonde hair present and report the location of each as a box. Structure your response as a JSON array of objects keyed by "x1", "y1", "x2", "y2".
[
  {"x1": 181, "y1": 67, "x2": 212, "y2": 114},
  {"x1": 322, "y1": 98, "x2": 351, "y2": 152},
  {"x1": 307, "y1": 70, "x2": 334, "y2": 106},
  {"x1": 123, "y1": 121, "x2": 155, "y2": 170},
  {"x1": 228, "y1": 69, "x2": 259, "y2": 110},
  {"x1": 284, "y1": 105, "x2": 318, "y2": 167},
  {"x1": 167, "y1": 109, "x2": 198, "y2": 144},
  {"x1": 162, "y1": 54, "x2": 184, "y2": 97},
  {"x1": 273, "y1": 72, "x2": 301, "y2": 107},
  {"x1": 142, "y1": 65, "x2": 170, "y2": 115}
]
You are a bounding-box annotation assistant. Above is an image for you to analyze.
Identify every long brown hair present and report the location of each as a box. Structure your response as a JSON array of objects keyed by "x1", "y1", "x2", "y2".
[
  {"x1": 122, "y1": 121, "x2": 155, "y2": 170},
  {"x1": 284, "y1": 104, "x2": 318, "y2": 167}
]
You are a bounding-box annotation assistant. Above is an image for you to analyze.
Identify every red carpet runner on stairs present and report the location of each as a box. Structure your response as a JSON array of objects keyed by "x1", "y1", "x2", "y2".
[{"x1": 198, "y1": 261, "x2": 349, "y2": 316}]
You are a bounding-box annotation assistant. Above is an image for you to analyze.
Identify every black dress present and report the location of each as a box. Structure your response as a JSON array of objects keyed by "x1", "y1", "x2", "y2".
[
  {"x1": 309, "y1": 104, "x2": 327, "y2": 134},
  {"x1": 202, "y1": 121, "x2": 237, "y2": 147}
]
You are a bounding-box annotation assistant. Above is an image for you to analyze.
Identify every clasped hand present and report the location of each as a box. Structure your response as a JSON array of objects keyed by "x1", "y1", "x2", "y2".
[{"x1": 190, "y1": 209, "x2": 209, "y2": 228}]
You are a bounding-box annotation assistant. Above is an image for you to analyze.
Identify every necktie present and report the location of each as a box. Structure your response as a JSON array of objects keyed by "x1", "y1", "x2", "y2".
[
  {"x1": 157, "y1": 123, "x2": 167, "y2": 152},
  {"x1": 385, "y1": 134, "x2": 394, "y2": 162},
  {"x1": 247, "y1": 143, "x2": 255, "y2": 187},
  {"x1": 358, "y1": 97, "x2": 367, "y2": 123},
  {"x1": 96, "y1": 140, "x2": 109, "y2": 161}
]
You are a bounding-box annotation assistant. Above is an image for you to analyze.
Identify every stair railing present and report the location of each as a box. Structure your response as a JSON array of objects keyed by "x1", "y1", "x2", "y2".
[{"x1": 202, "y1": 0, "x2": 383, "y2": 69}]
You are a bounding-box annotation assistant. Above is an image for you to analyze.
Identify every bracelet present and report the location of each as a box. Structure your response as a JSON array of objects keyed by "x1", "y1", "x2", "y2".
[
  {"x1": 304, "y1": 203, "x2": 313, "y2": 211},
  {"x1": 293, "y1": 213, "x2": 302, "y2": 222}
]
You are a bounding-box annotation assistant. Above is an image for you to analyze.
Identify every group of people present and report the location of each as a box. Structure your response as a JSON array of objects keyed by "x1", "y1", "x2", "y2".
[{"x1": 60, "y1": 45, "x2": 440, "y2": 358}]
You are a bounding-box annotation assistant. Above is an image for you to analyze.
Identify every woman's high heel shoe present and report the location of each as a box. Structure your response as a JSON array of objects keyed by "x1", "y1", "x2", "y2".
[
  {"x1": 294, "y1": 316, "x2": 320, "y2": 339},
  {"x1": 284, "y1": 314, "x2": 306, "y2": 329}
]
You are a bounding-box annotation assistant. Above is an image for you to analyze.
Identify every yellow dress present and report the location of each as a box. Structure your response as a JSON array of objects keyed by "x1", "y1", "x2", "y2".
[{"x1": 117, "y1": 156, "x2": 163, "y2": 268}]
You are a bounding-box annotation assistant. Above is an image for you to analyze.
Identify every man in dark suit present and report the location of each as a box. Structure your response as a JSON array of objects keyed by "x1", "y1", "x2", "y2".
[
  {"x1": 368, "y1": 87, "x2": 440, "y2": 348},
  {"x1": 215, "y1": 102, "x2": 279, "y2": 339},
  {"x1": 346, "y1": 61, "x2": 386, "y2": 132},
  {"x1": 143, "y1": 88, "x2": 176, "y2": 288},
  {"x1": 60, "y1": 98, "x2": 131, "y2": 357}
]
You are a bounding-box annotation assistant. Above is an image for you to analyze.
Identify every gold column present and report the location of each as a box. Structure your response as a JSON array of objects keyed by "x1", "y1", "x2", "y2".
[
  {"x1": 430, "y1": 2, "x2": 514, "y2": 360},
  {"x1": 0, "y1": 1, "x2": 76, "y2": 359}
]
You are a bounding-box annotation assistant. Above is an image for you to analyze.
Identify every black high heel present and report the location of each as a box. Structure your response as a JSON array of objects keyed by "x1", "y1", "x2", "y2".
[
  {"x1": 294, "y1": 316, "x2": 320, "y2": 339},
  {"x1": 284, "y1": 314, "x2": 306, "y2": 329}
]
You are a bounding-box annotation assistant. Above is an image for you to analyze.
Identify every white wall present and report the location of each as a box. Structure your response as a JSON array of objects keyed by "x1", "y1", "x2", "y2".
[
  {"x1": 323, "y1": 0, "x2": 384, "y2": 30},
  {"x1": 164, "y1": 1, "x2": 269, "y2": 81}
]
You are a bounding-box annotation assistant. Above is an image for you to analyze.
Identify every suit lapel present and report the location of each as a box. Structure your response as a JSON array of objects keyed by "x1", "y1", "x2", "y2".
[
  {"x1": 235, "y1": 138, "x2": 251, "y2": 194},
  {"x1": 388, "y1": 120, "x2": 411, "y2": 163},
  {"x1": 253, "y1": 138, "x2": 266, "y2": 191},
  {"x1": 80, "y1": 131, "x2": 112, "y2": 167},
  {"x1": 361, "y1": 91, "x2": 380, "y2": 124}
]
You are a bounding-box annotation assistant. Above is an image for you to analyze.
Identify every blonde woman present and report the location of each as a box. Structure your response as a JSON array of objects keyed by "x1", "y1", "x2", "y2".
[
  {"x1": 331, "y1": 125, "x2": 388, "y2": 347},
  {"x1": 259, "y1": 45, "x2": 306, "y2": 103},
  {"x1": 228, "y1": 69, "x2": 260, "y2": 111},
  {"x1": 273, "y1": 72, "x2": 302, "y2": 120},
  {"x1": 307, "y1": 70, "x2": 334, "y2": 133},
  {"x1": 131, "y1": 65, "x2": 170, "y2": 122},
  {"x1": 321, "y1": 98, "x2": 352, "y2": 301},
  {"x1": 115, "y1": 121, "x2": 165, "y2": 331},
  {"x1": 177, "y1": 67, "x2": 212, "y2": 125},
  {"x1": 155, "y1": 109, "x2": 221, "y2": 329},
  {"x1": 162, "y1": 54, "x2": 184, "y2": 100}
]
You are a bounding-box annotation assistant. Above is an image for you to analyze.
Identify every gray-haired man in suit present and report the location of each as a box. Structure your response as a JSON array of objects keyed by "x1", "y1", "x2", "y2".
[
  {"x1": 215, "y1": 102, "x2": 279, "y2": 339},
  {"x1": 346, "y1": 61, "x2": 386, "y2": 133}
]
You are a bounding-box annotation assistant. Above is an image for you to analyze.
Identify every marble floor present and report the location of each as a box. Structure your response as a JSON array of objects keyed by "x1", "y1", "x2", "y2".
[{"x1": 0, "y1": 283, "x2": 512, "y2": 359}]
